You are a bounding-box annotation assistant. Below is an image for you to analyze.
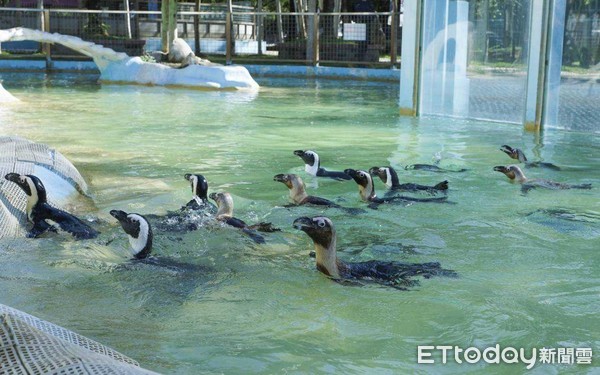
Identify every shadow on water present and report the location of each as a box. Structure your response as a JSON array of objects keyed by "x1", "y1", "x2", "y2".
[{"x1": 524, "y1": 208, "x2": 600, "y2": 239}]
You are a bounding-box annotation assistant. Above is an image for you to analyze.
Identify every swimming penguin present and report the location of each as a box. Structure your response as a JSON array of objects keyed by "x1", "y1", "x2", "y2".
[
  {"x1": 343, "y1": 169, "x2": 449, "y2": 206},
  {"x1": 273, "y1": 173, "x2": 364, "y2": 214},
  {"x1": 404, "y1": 163, "x2": 467, "y2": 173},
  {"x1": 293, "y1": 150, "x2": 352, "y2": 180},
  {"x1": 145, "y1": 173, "x2": 216, "y2": 233},
  {"x1": 182, "y1": 173, "x2": 217, "y2": 212},
  {"x1": 111, "y1": 209, "x2": 212, "y2": 272},
  {"x1": 500, "y1": 145, "x2": 561, "y2": 170},
  {"x1": 369, "y1": 166, "x2": 448, "y2": 194},
  {"x1": 4, "y1": 173, "x2": 99, "y2": 239},
  {"x1": 110, "y1": 210, "x2": 153, "y2": 260},
  {"x1": 293, "y1": 216, "x2": 457, "y2": 289},
  {"x1": 209, "y1": 192, "x2": 279, "y2": 244},
  {"x1": 493, "y1": 165, "x2": 592, "y2": 193}
]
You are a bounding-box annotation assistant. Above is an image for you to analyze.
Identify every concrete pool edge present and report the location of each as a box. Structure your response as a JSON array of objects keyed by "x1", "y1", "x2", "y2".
[{"x1": 0, "y1": 59, "x2": 401, "y2": 82}]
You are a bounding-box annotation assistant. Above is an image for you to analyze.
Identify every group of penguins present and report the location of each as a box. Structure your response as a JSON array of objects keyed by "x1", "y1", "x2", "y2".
[{"x1": 3, "y1": 145, "x2": 592, "y2": 290}]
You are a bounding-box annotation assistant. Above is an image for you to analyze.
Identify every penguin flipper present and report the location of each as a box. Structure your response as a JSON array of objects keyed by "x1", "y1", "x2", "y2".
[
  {"x1": 242, "y1": 228, "x2": 266, "y2": 244},
  {"x1": 340, "y1": 206, "x2": 366, "y2": 215},
  {"x1": 27, "y1": 220, "x2": 53, "y2": 238},
  {"x1": 383, "y1": 195, "x2": 449, "y2": 204},
  {"x1": 304, "y1": 196, "x2": 338, "y2": 206},
  {"x1": 571, "y1": 183, "x2": 592, "y2": 190},
  {"x1": 247, "y1": 222, "x2": 280, "y2": 232},
  {"x1": 224, "y1": 217, "x2": 248, "y2": 229},
  {"x1": 317, "y1": 168, "x2": 353, "y2": 181}
]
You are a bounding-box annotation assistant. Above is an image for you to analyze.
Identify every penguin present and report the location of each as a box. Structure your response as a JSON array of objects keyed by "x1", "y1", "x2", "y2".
[
  {"x1": 110, "y1": 210, "x2": 153, "y2": 260},
  {"x1": 293, "y1": 216, "x2": 457, "y2": 289},
  {"x1": 343, "y1": 169, "x2": 449, "y2": 206},
  {"x1": 369, "y1": 166, "x2": 448, "y2": 194},
  {"x1": 493, "y1": 165, "x2": 592, "y2": 194},
  {"x1": 145, "y1": 173, "x2": 216, "y2": 233},
  {"x1": 273, "y1": 173, "x2": 364, "y2": 214},
  {"x1": 4, "y1": 173, "x2": 99, "y2": 239},
  {"x1": 404, "y1": 164, "x2": 467, "y2": 173},
  {"x1": 111, "y1": 209, "x2": 211, "y2": 272},
  {"x1": 293, "y1": 150, "x2": 352, "y2": 180},
  {"x1": 182, "y1": 173, "x2": 217, "y2": 212},
  {"x1": 209, "y1": 192, "x2": 279, "y2": 244},
  {"x1": 500, "y1": 145, "x2": 561, "y2": 170}
]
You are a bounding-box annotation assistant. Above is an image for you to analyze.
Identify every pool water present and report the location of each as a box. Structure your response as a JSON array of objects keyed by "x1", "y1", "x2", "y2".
[{"x1": 0, "y1": 73, "x2": 598, "y2": 374}]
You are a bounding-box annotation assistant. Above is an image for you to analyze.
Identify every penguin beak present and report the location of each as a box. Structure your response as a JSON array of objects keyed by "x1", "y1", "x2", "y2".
[
  {"x1": 368, "y1": 167, "x2": 380, "y2": 175},
  {"x1": 273, "y1": 174, "x2": 286, "y2": 182},
  {"x1": 4, "y1": 173, "x2": 30, "y2": 192},
  {"x1": 343, "y1": 168, "x2": 356, "y2": 177},
  {"x1": 184, "y1": 173, "x2": 192, "y2": 181},
  {"x1": 500, "y1": 145, "x2": 515, "y2": 156},
  {"x1": 293, "y1": 150, "x2": 305, "y2": 157},
  {"x1": 5, "y1": 173, "x2": 21, "y2": 184},
  {"x1": 344, "y1": 168, "x2": 362, "y2": 184},
  {"x1": 110, "y1": 209, "x2": 129, "y2": 223},
  {"x1": 293, "y1": 216, "x2": 314, "y2": 231},
  {"x1": 493, "y1": 166, "x2": 508, "y2": 173}
]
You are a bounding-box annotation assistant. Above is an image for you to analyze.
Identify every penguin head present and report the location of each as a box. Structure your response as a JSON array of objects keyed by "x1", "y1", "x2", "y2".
[
  {"x1": 4, "y1": 173, "x2": 47, "y2": 202},
  {"x1": 368, "y1": 166, "x2": 389, "y2": 184},
  {"x1": 294, "y1": 150, "x2": 320, "y2": 168},
  {"x1": 293, "y1": 216, "x2": 336, "y2": 249},
  {"x1": 273, "y1": 173, "x2": 303, "y2": 190},
  {"x1": 493, "y1": 165, "x2": 526, "y2": 182},
  {"x1": 344, "y1": 169, "x2": 372, "y2": 187},
  {"x1": 500, "y1": 145, "x2": 528, "y2": 162},
  {"x1": 209, "y1": 192, "x2": 234, "y2": 217},
  {"x1": 184, "y1": 173, "x2": 209, "y2": 199},
  {"x1": 110, "y1": 210, "x2": 153, "y2": 259},
  {"x1": 344, "y1": 169, "x2": 374, "y2": 201}
]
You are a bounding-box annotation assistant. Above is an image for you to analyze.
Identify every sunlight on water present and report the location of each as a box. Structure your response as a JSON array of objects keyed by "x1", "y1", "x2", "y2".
[{"x1": 0, "y1": 73, "x2": 598, "y2": 374}]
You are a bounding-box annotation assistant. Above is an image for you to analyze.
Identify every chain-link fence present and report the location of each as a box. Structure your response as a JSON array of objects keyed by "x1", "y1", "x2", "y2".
[{"x1": 0, "y1": 6, "x2": 401, "y2": 66}]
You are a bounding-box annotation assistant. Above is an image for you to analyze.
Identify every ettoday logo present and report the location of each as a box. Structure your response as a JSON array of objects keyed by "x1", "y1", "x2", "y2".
[{"x1": 417, "y1": 345, "x2": 593, "y2": 369}]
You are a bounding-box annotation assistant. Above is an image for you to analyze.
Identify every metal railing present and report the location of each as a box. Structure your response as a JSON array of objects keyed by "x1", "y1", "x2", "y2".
[{"x1": 0, "y1": 7, "x2": 402, "y2": 67}]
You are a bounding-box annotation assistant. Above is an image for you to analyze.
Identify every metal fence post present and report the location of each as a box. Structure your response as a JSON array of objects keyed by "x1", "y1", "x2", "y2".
[
  {"x1": 42, "y1": 10, "x2": 53, "y2": 71},
  {"x1": 124, "y1": 0, "x2": 132, "y2": 39},
  {"x1": 226, "y1": 12, "x2": 232, "y2": 64},
  {"x1": 390, "y1": 9, "x2": 398, "y2": 67},
  {"x1": 312, "y1": 10, "x2": 319, "y2": 66}
]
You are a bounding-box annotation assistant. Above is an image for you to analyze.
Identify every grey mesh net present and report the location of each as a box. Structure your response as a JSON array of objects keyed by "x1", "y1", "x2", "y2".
[
  {"x1": 0, "y1": 136, "x2": 90, "y2": 239},
  {"x1": 0, "y1": 304, "x2": 159, "y2": 374}
]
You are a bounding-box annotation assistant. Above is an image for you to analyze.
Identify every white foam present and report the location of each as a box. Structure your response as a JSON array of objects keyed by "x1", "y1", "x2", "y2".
[{"x1": 0, "y1": 27, "x2": 259, "y2": 90}]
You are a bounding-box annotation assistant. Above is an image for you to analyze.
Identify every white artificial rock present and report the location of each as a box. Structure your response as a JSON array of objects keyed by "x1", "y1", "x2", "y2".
[
  {"x1": 0, "y1": 81, "x2": 19, "y2": 102},
  {"x1": 168, "y1": 38, "x2": 193, "y2": 62},
  {"x1": 0, "y1": 28, "x2": 259, "y2": 90}
]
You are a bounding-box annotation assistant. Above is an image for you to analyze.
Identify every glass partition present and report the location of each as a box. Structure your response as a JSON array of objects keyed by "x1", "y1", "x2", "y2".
[
  {"x1": 544, "y1": 0, "x2": 600, "y2": 132},
  {"x1": 419, "y1": 0, "x2": 531, "y2": 123}
]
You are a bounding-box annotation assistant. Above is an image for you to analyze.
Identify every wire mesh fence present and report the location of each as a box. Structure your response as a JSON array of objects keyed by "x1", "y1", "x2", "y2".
[{"x1": 0, "y1": 6, "x2": 401, "y2": 66}]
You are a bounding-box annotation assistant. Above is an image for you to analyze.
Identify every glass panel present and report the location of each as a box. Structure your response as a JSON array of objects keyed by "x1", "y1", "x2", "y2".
[
  {"x1": 544, "y1": 0, "x2": 600, "y2": 132},
  {"x1": 420, "y1": 0, "x2": 531, "y2": 123}
]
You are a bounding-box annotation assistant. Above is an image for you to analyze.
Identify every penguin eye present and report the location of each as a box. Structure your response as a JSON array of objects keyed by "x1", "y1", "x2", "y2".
[{"x1": 316, "y1": 219, "x2": 326, "y2": 228}]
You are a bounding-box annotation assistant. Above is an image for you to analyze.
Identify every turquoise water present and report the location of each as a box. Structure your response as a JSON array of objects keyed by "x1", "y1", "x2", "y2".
[{"x1": 0, "y1": 73, "x2": 598, "y2": 374}]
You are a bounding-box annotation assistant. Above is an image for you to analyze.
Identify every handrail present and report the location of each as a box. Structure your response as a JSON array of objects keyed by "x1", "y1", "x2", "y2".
[{"x1": 0, "y1": 7, "x2": 395, "y2": 17}]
